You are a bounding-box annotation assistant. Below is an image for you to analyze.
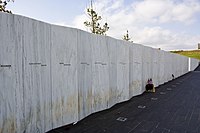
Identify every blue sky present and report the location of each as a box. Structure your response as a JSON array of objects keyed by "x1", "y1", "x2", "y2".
[
  {"x1": 7, "y1": 0, "x2": 88, "y2": 24},
  {"x1": 7, "y1": 0, "x2": 200, "y2": 50}
]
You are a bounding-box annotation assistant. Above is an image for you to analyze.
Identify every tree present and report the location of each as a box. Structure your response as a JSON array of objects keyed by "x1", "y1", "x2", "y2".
[
  {"x1": 123, "y1": 30, "x2": 133, "y2": 42},
  {"x1": 84, "y1": 0, "x2": 109, "y2": 35},
  {"x1": 0, "y1": 0, "x2": 14, "y2": 14}
]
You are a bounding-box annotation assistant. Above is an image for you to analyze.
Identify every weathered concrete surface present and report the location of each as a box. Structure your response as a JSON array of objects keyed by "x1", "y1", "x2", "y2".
[
  {"x1": 190, "y1": 58, "x2": 199, "y2": 71},
  {"x1": 49, "y1": 65, "x2": 200, "y2": 133},
  {"x1": 129, "y1": 43, "x2": 142, "y2": 97},
  {"x1": 92, "y1": 35, "x2": 110, "y2": 113},
  {"x1": 77, "y1": 30, "x2": 93, "y2": 120},
  {"x1": 51, "y1": 26, "x2": 78, "y2": 129},
  {"x1": 107, "y1": 37, "x2": 118, "y2": 108},
  {"x1": 116, "y1": 40, "x2": 129, "y2": 103},
  {"x1": 0, "y1": 12, "x2": 199, "y2": 133},
  {"x1": 22, "y1": 16, "x2": 52, "y2": 133},
  {"x1": 0, "y1": 13, "x2": 23, "y2": 133}
]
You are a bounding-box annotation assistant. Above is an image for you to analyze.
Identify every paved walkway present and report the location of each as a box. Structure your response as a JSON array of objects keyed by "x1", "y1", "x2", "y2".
[{"x1": 48, "y1": 66, "x2": 200, "y2": 133}]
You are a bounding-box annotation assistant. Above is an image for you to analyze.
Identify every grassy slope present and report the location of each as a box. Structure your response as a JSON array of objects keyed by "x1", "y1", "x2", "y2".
[{"x1": 171, "y1": 50, "x2": 200, "y2": 60}]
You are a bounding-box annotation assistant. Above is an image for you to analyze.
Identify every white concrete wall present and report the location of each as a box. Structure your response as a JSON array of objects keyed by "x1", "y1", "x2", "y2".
[
  {"x1": 152, "y1": 49, "x2": 159, "y2": 87},
  {"x1": 77, "y1": 30, "x2": 93, "y2": 120},
  {"x1": 91, "y1": 35, "x2": 110, "y2": 113},
  {"x1": 22, "y1": 17, "x2": 52, "y2": 133},
  {"x1": 0, "y1": 12, "x2": 199, "y2": 133},
  {"x1": 51, "y1": 26, "x2": 79, "y2": 128},
  {"x1": 129, "y1": 43, "x2": 143, "y2": 97},
  {"x1": 116, "y1": 40, "x2": 130, "y2": 103},
  {"x1": 190, "y1": 58, "x2": 199, "y2": 71},
  {"x1": 0, "y1": 14, "x2": 24, "y2": 133},
  {"x1": 107, "y1": 37, "x2": 118, "y2": 107}
]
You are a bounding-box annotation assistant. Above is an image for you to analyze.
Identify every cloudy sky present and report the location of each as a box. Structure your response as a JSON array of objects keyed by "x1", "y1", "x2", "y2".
[{"x1": 7, "y1": 0, "x2": 200, "y2": 51}]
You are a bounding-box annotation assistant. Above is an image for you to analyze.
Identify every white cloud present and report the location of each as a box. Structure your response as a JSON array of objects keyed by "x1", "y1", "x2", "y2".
[
  {"x1": 134, "y1": 27, "x2": 200, "y2": 50},
  {"x1": 130, "y1": 0, "x2": 200, "y2": 24},
  {"x1": 72, "y1": 14, "x2": 88, "y2": 30},
  {"x1": 71, "y1": 0, "x2": 200, "y2": 50}
]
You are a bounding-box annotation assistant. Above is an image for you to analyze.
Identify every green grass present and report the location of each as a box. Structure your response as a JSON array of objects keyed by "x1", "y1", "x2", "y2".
[{"x1": 171, "y1": 50, "x2": 200, "y2": 60}]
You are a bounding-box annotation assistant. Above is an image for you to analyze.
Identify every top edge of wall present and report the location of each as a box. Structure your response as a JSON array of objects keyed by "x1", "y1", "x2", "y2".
[
  {"x1": 0, "y1": 12, "x2": 170, "y2": 53},
  {"x1": 1, "y1": 12, "x2": 198, "y2": 61}
]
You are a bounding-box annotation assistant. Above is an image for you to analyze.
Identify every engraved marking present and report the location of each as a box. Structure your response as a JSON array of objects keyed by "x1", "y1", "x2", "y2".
[
  {"x1": 167, "y1": 88, "x2": 172, "y2": 91},
  {"x1": 64, "y1": 64, "x2": 71, "y2": 66},
  {"x1": 81, "y1": 62, "x2": 90, "y2": 65},
  {"x1": 0, "y1": 65, "x2": 11, "y2": 67},
  {"x1": 95, "y1": 62, "x2": 107, "y2": 65},
  {"x1": 95, "y1": 62, "x2": 102, "y2": 64},
  {"x1": 151, "y1": 97, "x2": 158, "y2": 101},
  {"x1": 138, "y1": 105, "x2": 146, "y2": 109},
  {"x1": 119, "y1": 62, "x2": 126, "y2": 65},
  {"x1": 29, "y1": 63, "x2": 41, "y2": 65},
  {"x1": 116, "y1": 117, "x2": 127, "y2": 122},
  {"x1": 41, "y1": 64, "x2": 47, "y2": 67},
  {"x1": 172, "y1": 85, "x2": 176, "y2": 87},
  {"x1": 134, "y1": 62, "x2": 141, "y2": 64},
  {"x1": 160, "y1": 92, "x2": 166, "y2": 95}
]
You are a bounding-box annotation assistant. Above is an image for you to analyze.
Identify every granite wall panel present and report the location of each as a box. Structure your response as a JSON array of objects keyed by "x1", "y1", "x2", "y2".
[
  {"x1": 129, "y1": 44, "x2": 142, "y2": 97},
  {"x1": 0, "y1": 12, "x2": 198, "y2": 133},
  {"x1": 51, "y1": 26, "x2": 78, "y2": 128}
]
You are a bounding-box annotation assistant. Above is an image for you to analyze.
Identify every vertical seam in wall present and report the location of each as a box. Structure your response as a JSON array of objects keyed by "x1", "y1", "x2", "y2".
[
  {"x1": 50, "y1": 25, "x2": 53, "y2": 129},
  {"x1": 116, "y1": 41, "x2": 118, "y2": 99},
  {"x1": 91, "y1": 34, "x2": 93, "y2": 112},
  {"x1": 77, "y1": 29, "x2": 80, "y2": 121},
  {"x1": 13, "y1": 16, "x2": 18, "y2": 132},
  {"x1": 22, "y1": 21, "x2": 26, "y2": 132},
  {"x1": 106, "y1": 37, "x2": 110, "y2": 106}
]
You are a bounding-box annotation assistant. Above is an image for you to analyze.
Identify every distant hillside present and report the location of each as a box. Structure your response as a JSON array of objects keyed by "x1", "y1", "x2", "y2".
[{"x1": 171, "y1": 50, "x2": 200, "y2": 60}]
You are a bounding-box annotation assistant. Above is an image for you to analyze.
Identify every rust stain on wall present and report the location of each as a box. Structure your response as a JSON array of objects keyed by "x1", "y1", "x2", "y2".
[
  {"x1": 52, "y1": 99, "x2": 63, "y2": 121},
  {"x1": 0, "y1": 117, "x2": 16, "y2": 133},
  {"x1": 129, "y1": 80, "x2": 141, "y2": 90}
]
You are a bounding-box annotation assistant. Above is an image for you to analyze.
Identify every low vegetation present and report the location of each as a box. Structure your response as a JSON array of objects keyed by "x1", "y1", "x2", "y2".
[
  {"x1": 171, "y1": 50, "x2": 200, "y2": 60},
  {"x1": 0, "y1": 0, "x2": 14, "y2": 13}
]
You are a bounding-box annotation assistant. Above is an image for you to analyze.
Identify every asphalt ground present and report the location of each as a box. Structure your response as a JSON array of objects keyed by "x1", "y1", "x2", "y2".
[{"x1": 48, "y1": 65, "x2": 200, "y2": 133}]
